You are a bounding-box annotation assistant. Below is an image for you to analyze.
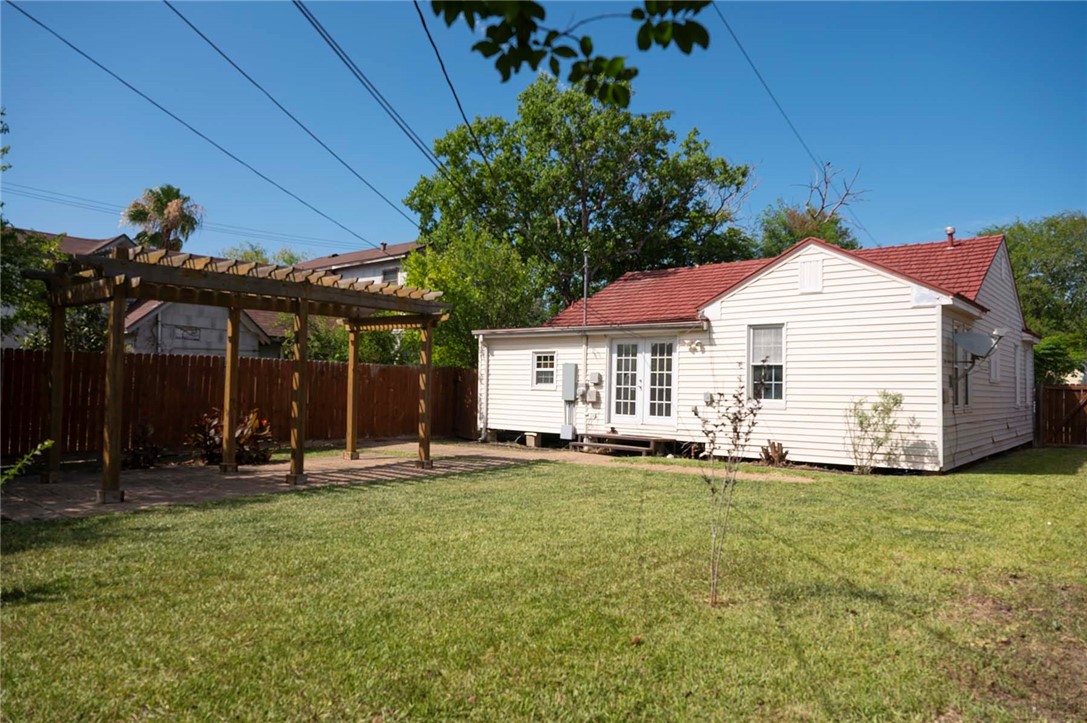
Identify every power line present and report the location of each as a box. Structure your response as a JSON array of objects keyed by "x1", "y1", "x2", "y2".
[
  {"x1": 710, "y1": 1, "x2": 879, "y2": 246},
  {"x1": 3, "y1": 183, "x2": 361, "y2": 251},
  {"x1": 5, "y1": 0, "x2": 378, "y2": 249},
  {"x1": 411, "y1": 0, "x2": 495, "y2": 178},
  {"x1": 162, "y1": 0, "x2": 418, "y2": 230},
  {"x1": 293, "y1": 0, "x2": 443, "y2": 172}
]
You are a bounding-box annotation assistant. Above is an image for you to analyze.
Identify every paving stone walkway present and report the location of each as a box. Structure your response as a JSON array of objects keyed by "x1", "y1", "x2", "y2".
[{"x1": 1, "y1": 439, "x2": 811, "y2": 522}]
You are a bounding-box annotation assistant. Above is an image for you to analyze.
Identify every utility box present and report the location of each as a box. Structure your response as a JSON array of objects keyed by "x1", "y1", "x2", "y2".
[
  {"x1": 588, "y1": 371, "x2": 603, "y2": 385},
  {"x1": 560, "y1": 424, "x2": 577, "y2": 440},
  {"x1": 562, "y1": 363, "x2": 578, "y2": 401},
  {"x1": 585, "y1": 387, "x2": 600, "y2": 404}
]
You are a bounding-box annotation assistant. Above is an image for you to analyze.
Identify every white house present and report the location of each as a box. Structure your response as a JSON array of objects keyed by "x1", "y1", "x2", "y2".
[{"x1": 474, "y1": 233, "x2": 1038, "y2": 472}]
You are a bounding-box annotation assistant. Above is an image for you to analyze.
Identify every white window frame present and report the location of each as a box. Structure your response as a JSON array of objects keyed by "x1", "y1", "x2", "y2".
[
  {"x1": 989, "y1": 338, "x2": 1001, "y2": 384},
  {"x1": 532, "y1": 351, "x2": 556, "y2": 390},
  {"x1": 381, "y1": 266, "x2": 400, "y2": 284},
  {"x1": 748, "y1": 324, "x2": 785, "y2": 406},
  {"x1": 607, "y1": 338, "x2": 677, "y2": 426},
  {"x1": 1014, "y1": 343, "x2": 1023, "y2": 408}
]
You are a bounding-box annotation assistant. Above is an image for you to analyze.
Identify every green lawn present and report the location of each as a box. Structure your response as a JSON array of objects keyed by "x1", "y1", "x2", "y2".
[{"x1": 2, "y1": 449, "x2": 1084, "y2": 721}]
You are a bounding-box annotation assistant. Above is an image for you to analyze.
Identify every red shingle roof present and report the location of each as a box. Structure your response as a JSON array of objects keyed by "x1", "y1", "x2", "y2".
[
  {"x1": 296, "y1": 241, "x2": 419, "y2": 270},
  {"x1": 14, "y1": 229, "x2": 134, "y2": 256},
  {"x1": 544, "y1": 235, "x2": 1005, "y2": 328},
  {"x1": 546, "y1": 258, "x2": 772, "y2": 327},
  {"x1": 853, "y1": 235, "x2": 1003, "y2": 302}
]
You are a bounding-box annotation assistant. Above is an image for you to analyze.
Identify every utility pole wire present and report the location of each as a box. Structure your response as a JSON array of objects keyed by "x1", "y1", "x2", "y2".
[
  {"x1": 164, "y1": 0, "x2": 418, "y2": 231},
  {"x1": 5, "y1": 0, "x2": 377, "y2": 249},
  {"x1": 293, "y1": 0, "x2": 444, "y2": 172},
  {"x1": 411, "y1": 0, "x2": 496, "y2": 179},
  {"x1": 710, "y1": 1, "x2": 879, "y2": 246}
]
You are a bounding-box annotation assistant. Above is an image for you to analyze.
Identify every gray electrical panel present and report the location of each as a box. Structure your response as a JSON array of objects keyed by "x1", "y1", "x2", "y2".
[{"x1": 562, "y1": 363, "x2": 578, "y2": 401}]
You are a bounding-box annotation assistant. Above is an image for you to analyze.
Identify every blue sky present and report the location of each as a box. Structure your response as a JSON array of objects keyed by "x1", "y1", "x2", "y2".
[{"x1": 2, "y1": 1, "x2": 1084, "y2": 260}]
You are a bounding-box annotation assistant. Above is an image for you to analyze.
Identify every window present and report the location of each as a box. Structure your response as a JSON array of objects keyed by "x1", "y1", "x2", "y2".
[
  {"x1": 613, "y1": 343, "x2": 639, "y2": 416},
  {"x1": 749, "y1": 325, "x2": 784, "y2": 400},
  {"x1": 533, "y1": 352, "x2": 555, "y2": 388},
  {"x1": 798, "y1": 258, "x2": 823, "y2": 293},
  {"x1": 381, "y1": 266, "x2": 400, "y2": 284},
  {"x1": 648, "y1": 342, "x2": 674, "y2": 418},
  {"x1": 174, "y1": 325, "x2": 200, "y2": 341},
  {"x1": 610, "y1": 340, "x2": 676, "y2": 421}
]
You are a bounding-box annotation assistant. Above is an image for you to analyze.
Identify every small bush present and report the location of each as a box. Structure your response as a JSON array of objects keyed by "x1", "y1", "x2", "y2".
[
  {"x1": 187, "y1": 409, "x2": 273, "y2": 466},
  {"x1": 845, "y1": 391, "x2": 904, "y2": 474}
]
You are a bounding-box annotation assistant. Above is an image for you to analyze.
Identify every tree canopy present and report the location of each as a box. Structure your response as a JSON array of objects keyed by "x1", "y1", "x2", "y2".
[
  {"x1": 122, "y1": 185, "x2": 204, "y2": 251},
  {"x1": 430, "y1": 1, "x2": 711, "y2": 108},
  {"x1": 219, "y1": 240, "x2": 307, "y2": 266},
  {"x1": 980, "y1": 211, "x2": 1087, "y2": 341},
  {"x1": 404, "y1": 225, "x2": 547, "y2": 368},
  {"x1": 756, "y1": 201, "x2": 859, "y2": 258},
  {"x1": 407, "y1": 75, "x2": 752, "y2": 318}
]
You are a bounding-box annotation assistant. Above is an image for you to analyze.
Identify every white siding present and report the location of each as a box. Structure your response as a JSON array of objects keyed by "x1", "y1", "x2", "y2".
[
  {"x1": 941, "y1": 244, "x2": 1033, "y2": 468},
  {"x1": 683, "y1": 245, "x2": 944, "y2": 470},
  {"x1": 481, "y1": 246, "x2": 949, "y2": 470}
]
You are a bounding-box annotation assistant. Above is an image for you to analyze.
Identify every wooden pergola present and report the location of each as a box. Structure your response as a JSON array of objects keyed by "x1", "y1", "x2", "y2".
[{"x1": 26, "y1": 246, "x2": 448, "y2": 503}]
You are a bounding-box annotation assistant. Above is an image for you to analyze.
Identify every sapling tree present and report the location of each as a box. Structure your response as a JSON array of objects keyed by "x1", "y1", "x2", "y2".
[
  {"x1": 844, "y1": 390, "x2": 904, "y2": 474},
  {"x1": 692, "y1": 367, "x2": 762, "y2": 606}
]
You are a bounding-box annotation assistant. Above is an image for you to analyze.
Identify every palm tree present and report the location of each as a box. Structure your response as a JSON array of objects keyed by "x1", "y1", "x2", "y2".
[{"x1": 121, "y1": 184, "x2": 204, "y2": 251}]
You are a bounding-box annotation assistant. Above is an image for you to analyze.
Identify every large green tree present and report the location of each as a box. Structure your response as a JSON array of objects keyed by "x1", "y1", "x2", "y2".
[
  {"x1": 980, "y1": 211, "x2": 1087, "y2": 340},
  {"x1": 407, "y1": 75, "x2": 752, "y2": 316},
  {"x1": 122, "y1": 184, "x2": 204, "y2": 251},
  {"x1": 404, "y1": 225, "x2": 547, "y2": 368}
]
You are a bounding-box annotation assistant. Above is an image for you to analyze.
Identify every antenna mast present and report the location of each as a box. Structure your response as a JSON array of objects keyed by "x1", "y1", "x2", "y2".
[{"x1": 582, "y1": 248, "x2": 589, "y2": 327}]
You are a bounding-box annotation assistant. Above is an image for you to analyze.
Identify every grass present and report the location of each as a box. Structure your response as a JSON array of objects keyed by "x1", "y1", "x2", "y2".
[{"x1": 2, "y1": 448, "x2": 1084, "y2": 721}]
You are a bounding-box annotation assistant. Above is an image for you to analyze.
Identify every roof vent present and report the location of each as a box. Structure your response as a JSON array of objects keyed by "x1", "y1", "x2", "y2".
[
  {"x1": 381, "y1": 241, "x2": 388, "y2": 251},
  {"x1": 945, "y1": 226, "x2": 956, "y2": 247}
]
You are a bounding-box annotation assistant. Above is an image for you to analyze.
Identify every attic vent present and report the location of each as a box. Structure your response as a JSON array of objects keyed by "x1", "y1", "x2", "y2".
[{"x1": 798, "y1": 258, "x2": 823, "y2": 293}]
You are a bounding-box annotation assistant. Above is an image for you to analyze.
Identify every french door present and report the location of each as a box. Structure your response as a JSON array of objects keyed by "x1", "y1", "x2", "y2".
[{"x1": 610, "y1": 339, "x2": 676, "y2": 426}]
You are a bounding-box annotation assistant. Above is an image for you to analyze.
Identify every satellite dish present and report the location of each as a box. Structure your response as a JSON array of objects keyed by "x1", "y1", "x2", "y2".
[{"x1": 953, "y1": 332, "x2": 997, "y2": 358}]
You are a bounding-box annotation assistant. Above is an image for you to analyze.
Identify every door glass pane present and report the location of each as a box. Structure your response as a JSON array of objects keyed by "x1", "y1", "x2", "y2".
[
  {"x1": 613, "y1": 343, "x2": 638, "y2": 416},
  {"x1": 648, "y1": 342, "x2": 673, "y2": 417}
]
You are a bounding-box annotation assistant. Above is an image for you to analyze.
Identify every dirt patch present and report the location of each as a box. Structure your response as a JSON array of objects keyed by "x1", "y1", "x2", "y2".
[{"x1": 943, "y1": 583, "x2": 1087, "y2": 721}]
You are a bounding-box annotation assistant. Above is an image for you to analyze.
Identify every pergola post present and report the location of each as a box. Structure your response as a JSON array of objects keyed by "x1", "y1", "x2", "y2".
[
  {"x1": 286, "y1": 300, "x2": 308, "y2": 485},
  {"x1": 344, "y1": 326, "x2": 359, "y2": 460},
  {"x1": 42, "y1": 303, "x2": 65, "y2": 483},
  {"x1": 416, "y1": 320, "x2": 434, "y2": 469},
  {"x1": 220, "y1": 305, "x2": 241, "y2": 473},
  {"x1": 99, "y1": 281, "x2": 126, "y2": 503}
]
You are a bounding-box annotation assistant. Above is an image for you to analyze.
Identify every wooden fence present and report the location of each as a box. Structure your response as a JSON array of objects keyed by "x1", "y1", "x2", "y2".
[
  {"x1": 1, "y1": 349, "x2": 478, "y2": 459},
  {"x1": 1037, "y1": 384, "x2": 1087, "y2": 447}
]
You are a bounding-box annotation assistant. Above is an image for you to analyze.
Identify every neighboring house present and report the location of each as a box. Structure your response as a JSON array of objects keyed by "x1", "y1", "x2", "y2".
[
  {"x1": 123, "y1": 241, "x2": 421, "y2": 357},
  {"x1": 124, "y1": 301, "x2": 286, "y2": 357},
  {"x1": 295, "y1": 241, "x2": 419, "y2": 285},
  {"x1": 474, "y1": 233, "x2": 1039, "y2": 472},
  {"x1": 2, "y1": 230, "x2": 136, "y2": 349}
]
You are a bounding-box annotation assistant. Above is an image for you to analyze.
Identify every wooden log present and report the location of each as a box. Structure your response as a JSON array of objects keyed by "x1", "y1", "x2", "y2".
[
  {"x1": 220, "y1": 306, "x2": 241, "y2": 473},
  {"x1": 416, "y1": 322, "x2": 434, "y2": 469},
  {"x1": 99, "y1": 285, "x2": 126, "y2": 503},
  {"x1": 286, "y1": 301, "x2": 309, "y2": 484},
  {"x1": 42, "y1": 305, "x2": 65, "y2": 482},
  {"x1": 344, "y1": 328, "x2": 359, "y2": 460}
]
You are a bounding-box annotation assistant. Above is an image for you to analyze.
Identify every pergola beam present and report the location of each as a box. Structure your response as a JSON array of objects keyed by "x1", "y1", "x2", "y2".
[
  {"x1": 73, "y1": 254, "x2": 446, "y2": 315},
  {"x1": 344, "y1": 327, "x2": 359, "y2": 461},
  {"x1": 416, "y1": 320, "x2": 434, "y2": 469},
  {"x1": 42, "y1": 304, "x2": 65, "y2": 483},
  {"x1": 286, "y1": 300, "x2": 308, "y2": 485},
  {"x1": 220, "y1": 305, "x2": 241, "y2": 473},
  {"x1": 99, "y1": 282, "x2": 126, "y2": 503}
]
